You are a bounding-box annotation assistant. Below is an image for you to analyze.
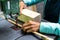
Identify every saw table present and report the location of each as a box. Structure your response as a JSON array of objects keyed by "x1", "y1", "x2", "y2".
[
  {"x1": 0, "y1": 18, "x2": 56, "y2": 40},
  {"x1": 0, "y1": 0, "x2": 58, "y2": 40}
]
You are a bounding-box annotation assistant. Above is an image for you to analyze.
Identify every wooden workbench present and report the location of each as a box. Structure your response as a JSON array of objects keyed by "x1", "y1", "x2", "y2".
[{"x1": 0, "y1": 18, "x2": 56, "y2": 40}]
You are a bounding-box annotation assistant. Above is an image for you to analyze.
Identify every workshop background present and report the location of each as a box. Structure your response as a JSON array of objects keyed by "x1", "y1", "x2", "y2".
[{"x1": 0, "y1": 1, "x2": 57, "y2": 40}]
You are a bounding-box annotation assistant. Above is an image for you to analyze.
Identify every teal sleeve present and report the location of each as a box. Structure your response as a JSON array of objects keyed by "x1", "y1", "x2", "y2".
[
  {"x1": 40, "y1": 22, "x2": 60, "y2": 36},
  {"x1": 23, "y1": 0, "x2": 44, "y2": 6}
]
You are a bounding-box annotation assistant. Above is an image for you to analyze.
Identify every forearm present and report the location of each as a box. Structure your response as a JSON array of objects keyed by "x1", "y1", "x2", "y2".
[
  {"x1": 23, "y1": 0, "x2": 44, "y2": 6},
  {"x1": 39, "y1": 22, "x2": 60, "y2": 36}
]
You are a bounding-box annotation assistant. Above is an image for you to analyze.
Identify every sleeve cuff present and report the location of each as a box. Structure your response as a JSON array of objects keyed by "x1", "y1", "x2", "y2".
[
  {"x1": 39, "y1": 22, "x2": 54, "y2": 34},
  {"x1": 23, "y1": 0, "x2": 42, "y2": 6},
  {"x1": 23, "y1": 0, "x2": 30, "y2": 6},
  {"x1": 39, "y1": 22, "x2": 60, "y2": 36},
  {"x1": 39, "y1": 22, "x2": 47, "y2": 33}
]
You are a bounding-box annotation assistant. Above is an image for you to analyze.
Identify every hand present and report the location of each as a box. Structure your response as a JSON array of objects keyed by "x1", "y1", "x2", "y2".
[
  {"x1": 22, "y1": 21, "x2": 40, "y2": 33},
  {"x1": 20, "y1": 1, "x2": 27, "y2": 14}
]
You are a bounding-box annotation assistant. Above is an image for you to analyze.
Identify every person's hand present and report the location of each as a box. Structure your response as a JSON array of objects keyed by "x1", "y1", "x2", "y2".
[
  {"x1": 20, "y1": 1, "x2": 27, "y2": 14},
  {"x1": 22, "y1": 21, "x2": 40, "y2": 33}
]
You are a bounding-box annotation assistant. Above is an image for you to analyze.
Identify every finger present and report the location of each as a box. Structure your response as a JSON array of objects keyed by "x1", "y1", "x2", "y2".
[
  {"x1": 20, "y1": 6, "x2": 24, "y2": 13},
  {"x1": 24, "y1": 26, "x2": 31, "y2": 30},
  {"x1": 23, "y1": 21, "x2": 34, "y2": 26},
  {"x1": 23, "y1": 26, "x2": 32, "y2": 32},
  {"x1": 20, "y1": 5, "x2": 24, "y2": 14},
  {"x1": 32, "y1": 27, "x2": 38, "y2": 32},
  {"x1": 23, "y1": 22, "x2": 31, "y2": 27},
  {"x1": 26, "y1": 27, "x2": 37, "y2": 32},
  {"x1": 30, "y1": 25, "x2": 38, "y2": 32},
  {"x1": 24, "y1": 5, "x2": 27, "y2": 8},
  {"x1": 28, "y1": 21, "x2": 37, "y2": 25},
  {"x1": 23, "y1": 20, "x2": 35, "y2": 27},
  {"x1": 24, "y1": 25, "x2": 37, "y2": 32},
  {"x1": 26, "y1": 29, "x2": 33, "y2": 33},
  {"x1": 20, "y1": 3, "x2": 27, "y2": 14},
  {"x1": 30, "y1": 24, "x2": 37, "y2": 28}
]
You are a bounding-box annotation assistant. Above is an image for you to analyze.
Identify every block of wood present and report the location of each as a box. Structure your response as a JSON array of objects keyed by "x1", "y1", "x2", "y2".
[{"x1": 18, "y1": 9, "x2": 41, "y2": 23}]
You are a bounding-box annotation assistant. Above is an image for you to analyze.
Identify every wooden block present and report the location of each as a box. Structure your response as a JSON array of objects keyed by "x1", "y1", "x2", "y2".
[{"x1": 18, "y1": 9, "x2": 41, "y2": 23}]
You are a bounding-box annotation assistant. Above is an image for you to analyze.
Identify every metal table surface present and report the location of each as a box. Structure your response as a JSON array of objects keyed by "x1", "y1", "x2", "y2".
[{"x1": 0, "y1": 18, "x2": 56, "y2": 40}]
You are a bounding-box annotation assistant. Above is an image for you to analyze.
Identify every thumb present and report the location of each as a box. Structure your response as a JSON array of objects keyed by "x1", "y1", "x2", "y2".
[
  {"x1": 20, "y1": 6, "x2": 23, "y2": 15},
  {"x1": 23, "y1": 4, "x2": 27, "y2": 8},
  {"x1": 20, "y1": 5, "x2": 27, "y2": 15},
  {"x1": 28, "y1": 21, "x2": 36, "y2": 24}
]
